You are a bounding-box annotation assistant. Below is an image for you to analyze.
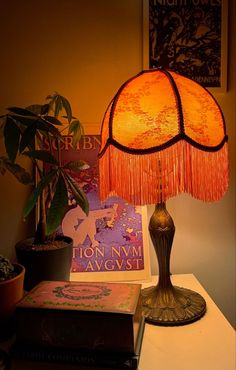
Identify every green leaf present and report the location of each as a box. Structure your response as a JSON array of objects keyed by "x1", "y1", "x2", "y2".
[
  {"x1": 25, "y1": 104, "x2": 49, "y2": 116},
  {"x1": 7, "y1": 106, "x2": 37, "y2": 117},
  {"x1": 23, "y1": 150, "x2": 59, "y2": 165},
  {"x1": 68, "y1": 119, "x2": 84, "y2": 148},
  {"x1": 63, "y1": 160, "x2": 89, "y2": 171},
  {"x1": 54, "y1": 95, "x2": 63, "y2": 118},
  {"x1": 46, "y1": 93, "x2": 57, "y2": 113},
  {"x1": 23, "y1": 169, "x2": 57, "y2": 218},
  {"x1": 41, "y1": 104, "x2": 50, "y2": 115},
  {"x1": 60, "y1": 95, "x2": 72, "y2": 123},
  {"x1": 25, "y1": 104, "x2": 43, "y2": 115},
  {"x1": 65, "y1": 173, "x2": 89, "y2": 216},
  {"x1": 0, "y1": 156, "x2": 33, "y2": 184},
  {"x1": 4, "y1": 116, "x2": 21, "y2": 162},
  {"x1": 36, "y1": 119, "x2": 62, "y2": 139},
  {"x1": 8, "y1": 115, "x2": 37, "y2": 127},
  {"x1": 44, "y1": 116, "x2": 62, "y2": 126},
  {"x1": 19, "y1": 123, "x2": 36, "y2": 153},
  {"x1": 68, "y1": 119, "x2": 82, "y2": 134},
  {"x1": 46, "y1": 173, "x2": 68, "y2": 235}
]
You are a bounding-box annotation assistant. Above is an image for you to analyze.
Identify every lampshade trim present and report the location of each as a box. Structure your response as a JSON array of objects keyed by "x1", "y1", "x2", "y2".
[
  {"x1": 98, "y1": 133, "x2": 228, "y2": 158},
  {"x1": 99, "y1": 140, "x2": 229, "y2": 204}
]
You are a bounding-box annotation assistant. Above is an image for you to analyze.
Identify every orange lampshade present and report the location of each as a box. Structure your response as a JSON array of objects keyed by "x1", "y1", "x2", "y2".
[{"x1": 99, "y1": 69, "x2": 229, "y2": 205}]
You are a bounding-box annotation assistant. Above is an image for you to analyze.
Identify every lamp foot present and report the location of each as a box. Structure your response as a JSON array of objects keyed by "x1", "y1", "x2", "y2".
[{"x1": 141, "y1": 284, "x2": 206, "y2": 325}]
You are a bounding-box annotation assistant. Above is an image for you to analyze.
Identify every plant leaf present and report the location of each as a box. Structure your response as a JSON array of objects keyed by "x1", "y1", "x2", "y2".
[
  {"x1": 44, "y1": 116, "x2": 62, "y2": 126},
  {"x1": 46, "y1": 93, "x2": 57, "y2": 112},
  {"x1": 63, "y1": 160, "x2": 89, "y2": 171},
  {"x1": 8, "y1": 115, "x2": 37, "y2": 127},
  {"x1": 23, "y1": 169, "x2": 57, "y2": 218},
  {"x1": 19, "y1": 123, "x2": 36, "y2": 153},
  {"x1": 41, "y1": 104, "x2": 50, "y2": 115},
  {"x1": 68, "y1": 119, "x2": 83, "y2": 134},
  {"x1": 25, "y1": 104, "x2": 49, "y2": 116},
  {"x1": 23, "y1": 150, "x2": 59, "y2": 165},
  {"x1": 46, "y1": 173, "x2": 68, "y2": 235},
  {"x1": 0, "y1": 156, "x2": 33, "y2": 184},
  {"x1": 65, "y1": 173, "x2": 89, "y2": 216},
  {"x1": 36, "y1": 119, "x2": 62, "y2": 139},
  {"x1": 68, "y1": 119, "x2": 84, "y2": 148},
  {"x1": 60, "y1": 95, "x2": 72, "y2": 123},
  {"x1": 7, "y1": 106, "x2": 37, "y2": 117},
  {"x1": 54, "y1": 95, "x2": 63, "y2": 118},
  {"x1": 25, "y1": 104, "x2": 43, "y2": 115},
  {"x1": 4, "y1": 116, "x2": 21, "y2": 162}
]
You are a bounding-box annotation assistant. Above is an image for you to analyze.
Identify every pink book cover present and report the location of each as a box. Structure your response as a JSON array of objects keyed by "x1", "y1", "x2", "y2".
[{"x1": 16, "y1": 281, "x2": 141, "y2": 315}]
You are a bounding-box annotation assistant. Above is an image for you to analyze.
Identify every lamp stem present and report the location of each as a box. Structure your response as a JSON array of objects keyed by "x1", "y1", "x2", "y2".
[
  {"x1": 141, "y1": 202, "x2": 206, "y2": 325},
  {"x1": 151, "y1": 203, "x2": 173, "y2": 289}
]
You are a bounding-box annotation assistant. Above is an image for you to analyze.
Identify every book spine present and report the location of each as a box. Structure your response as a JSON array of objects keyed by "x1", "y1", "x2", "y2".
[{"x1": 11, "y1": 345, "x2": 138, "y2": 370}]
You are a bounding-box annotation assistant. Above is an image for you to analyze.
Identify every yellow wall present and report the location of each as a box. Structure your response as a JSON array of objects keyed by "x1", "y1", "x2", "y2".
[{"x1": 0, "y1": 0, "x2": 235, "y2": 327}]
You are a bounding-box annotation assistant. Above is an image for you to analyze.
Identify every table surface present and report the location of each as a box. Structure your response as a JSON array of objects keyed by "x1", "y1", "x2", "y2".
[{"x1": 138, "y1": 274, "x2": 236, "y2": 370}]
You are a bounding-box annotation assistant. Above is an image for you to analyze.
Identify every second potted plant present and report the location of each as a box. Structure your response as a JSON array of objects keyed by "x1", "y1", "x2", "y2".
[
  {"x1": 0, "y1": 255, "x2": 25, "y2": 339},
  {"x1": 0, "y1": 93, "x2": 89, "y2": 290}
]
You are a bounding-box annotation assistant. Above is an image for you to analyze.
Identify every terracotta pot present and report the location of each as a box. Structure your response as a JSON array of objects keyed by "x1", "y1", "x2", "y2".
[
  {"x1": 0, "y1": 263, "x2": 25, "y2": 329},
  {"x1": 15, "y1": 235, "x2": 73, "y2": 291}
]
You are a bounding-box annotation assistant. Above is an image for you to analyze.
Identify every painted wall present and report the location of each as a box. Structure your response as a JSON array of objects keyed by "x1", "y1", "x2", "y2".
[{"x1": 0, "y1": 0, "x2": 235, "y2": 328}]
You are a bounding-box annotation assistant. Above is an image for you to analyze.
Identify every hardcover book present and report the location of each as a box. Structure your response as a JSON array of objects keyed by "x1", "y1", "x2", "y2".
[
  {"x1": 14, "y1": 280, "x2": 144, "y2": 355},
  {"x1": 10, "y1": 340, "x2": 144, "y2": 370}
]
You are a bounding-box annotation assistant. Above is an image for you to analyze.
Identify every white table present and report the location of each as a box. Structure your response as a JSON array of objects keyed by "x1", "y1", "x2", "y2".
[{"x1": 139, "y1": 274, "x2": 236, "y2": 370}]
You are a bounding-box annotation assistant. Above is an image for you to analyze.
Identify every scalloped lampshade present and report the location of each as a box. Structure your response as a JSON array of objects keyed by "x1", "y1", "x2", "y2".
[{"x1": 98, "y1": 68, "x2": 229, "y2": 326}]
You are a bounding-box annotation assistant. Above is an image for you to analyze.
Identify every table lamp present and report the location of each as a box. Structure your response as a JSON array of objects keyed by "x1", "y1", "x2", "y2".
[{"x1": 98, "y1": 68, "x2": 229, "y2": 326}]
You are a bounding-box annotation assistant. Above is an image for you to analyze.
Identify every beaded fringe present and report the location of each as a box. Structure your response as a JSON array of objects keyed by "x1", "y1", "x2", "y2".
[{"x1": 99, "y1": 141, "x2": 229, "y2": 204}]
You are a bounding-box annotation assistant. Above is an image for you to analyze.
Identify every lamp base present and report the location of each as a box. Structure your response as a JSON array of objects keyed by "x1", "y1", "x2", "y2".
[{"x1": 141, "y1": 283, "x2": 206, "y2": 325}]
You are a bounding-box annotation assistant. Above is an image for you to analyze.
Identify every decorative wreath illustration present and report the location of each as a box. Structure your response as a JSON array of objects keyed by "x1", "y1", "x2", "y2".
[{"x1": 53, "y1": 284, "x2": 112, "y2": 300}]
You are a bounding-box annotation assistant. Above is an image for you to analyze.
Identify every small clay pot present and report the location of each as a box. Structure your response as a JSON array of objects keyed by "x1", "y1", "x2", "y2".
[{"x1": 0, "y1": 263, "x2": 25, "y2": 340}]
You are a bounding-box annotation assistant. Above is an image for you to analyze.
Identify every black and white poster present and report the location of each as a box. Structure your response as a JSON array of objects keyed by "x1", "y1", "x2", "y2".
[{"x1": 144, "y1": 0, "x2": 227, "y2": 90}]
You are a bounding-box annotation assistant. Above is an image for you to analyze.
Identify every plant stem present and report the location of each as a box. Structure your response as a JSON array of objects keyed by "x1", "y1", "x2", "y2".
[{"x1": 34, "y1": 188, "x2": 47, "y2": 244}]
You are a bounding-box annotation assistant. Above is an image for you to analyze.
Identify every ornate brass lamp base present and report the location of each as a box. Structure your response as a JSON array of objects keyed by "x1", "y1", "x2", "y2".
[
  {"x1": 142, "y1": 202, "x2": 206, "y2": 326},
  {"x1": 142, "y1": 284, "x2": 206, "y2": 325}
]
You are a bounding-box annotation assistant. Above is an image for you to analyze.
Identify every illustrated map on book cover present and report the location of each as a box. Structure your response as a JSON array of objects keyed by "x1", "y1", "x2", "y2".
[
  {"x1": 48, "y1": 132, "x2": 150, "y2": 281},
  {"x1": 15, "y1": 281, "x2": 144, "y2": 355}
]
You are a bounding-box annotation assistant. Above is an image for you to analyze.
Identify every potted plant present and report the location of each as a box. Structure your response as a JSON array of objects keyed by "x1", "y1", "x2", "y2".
[
  {"x1": 0, "y1": 255, "x2": 25, "y2": 339},
  {"x1": 0, "y1": 93, "x2": 89, "y2": 291}
]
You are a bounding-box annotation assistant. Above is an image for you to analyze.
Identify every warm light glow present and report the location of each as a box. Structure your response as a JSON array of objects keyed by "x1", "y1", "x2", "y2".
[{"x1": 99, "y1": 69, "x2": 229, "y2": 205}]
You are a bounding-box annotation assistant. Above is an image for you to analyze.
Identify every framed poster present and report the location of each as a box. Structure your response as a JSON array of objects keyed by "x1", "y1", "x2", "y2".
[
  {"x1": 56, "y1": 123, "x2": 151, "y2": 282},
  {"x1": 143, "y1": 0, "x2": 228, "y2": 93}
]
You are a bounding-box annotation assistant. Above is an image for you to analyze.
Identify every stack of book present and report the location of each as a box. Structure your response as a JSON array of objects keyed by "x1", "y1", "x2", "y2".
[{"x1": 10, "y1": 280, "x2": 145, "y2": 369}]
